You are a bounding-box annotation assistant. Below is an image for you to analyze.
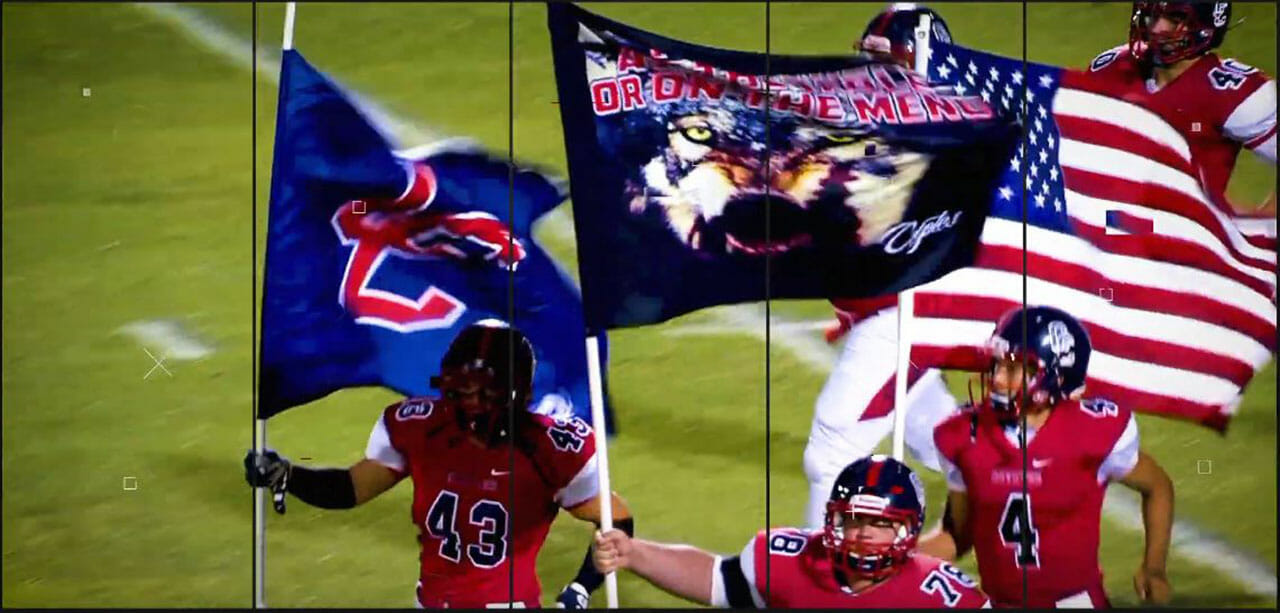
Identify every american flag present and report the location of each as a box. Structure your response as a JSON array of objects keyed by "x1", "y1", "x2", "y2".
[{"x1": 906, "y1": 42, "x2": 1276, "y2": 432}]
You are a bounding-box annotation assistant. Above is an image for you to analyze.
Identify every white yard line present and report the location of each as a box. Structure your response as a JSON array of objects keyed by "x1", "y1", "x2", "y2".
[
  {"x1": 137, "y1": 2, "x2": 1277, "y2": 597},
  {"x1": 118, "y1": 319, "x2": 214, "y2": 360}
]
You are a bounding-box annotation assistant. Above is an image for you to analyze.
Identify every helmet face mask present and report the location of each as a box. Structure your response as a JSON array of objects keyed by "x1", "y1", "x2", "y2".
[
  {"x1": 822, "y1": 501, "x2": 919, "y2": 583},
  {"x1": 438, "y1": 366, "x2": 516, "y2": 446},
  {"x1": 1129, "y1": 1, "x2": 1231, "y2": 68},
  {"x1": 433, "y1": 319, "x2": 536, "y2": 448},
  {"x1": 981, "y1": 347, "x2": 1047, "y2": 418},
  {"x1": 822, "y1": 456, "x2": 925, "y2": 587}
]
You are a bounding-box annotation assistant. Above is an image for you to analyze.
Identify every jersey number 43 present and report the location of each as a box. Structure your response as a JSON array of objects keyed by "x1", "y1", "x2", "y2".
[{"x1": 425, "y1": 490, "x2": 509, "y2": 568}]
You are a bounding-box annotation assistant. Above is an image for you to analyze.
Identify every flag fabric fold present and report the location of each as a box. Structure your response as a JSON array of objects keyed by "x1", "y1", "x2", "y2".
[
  {"x1": 907, "y1": 41, "x2": 1277, "y2": 432},
  {"x1": 259, "y1": 49, "x2": 599, "y2": 423},
  {"x1": 548, "y1": 3, "x2": 1019, "y2": 333}
]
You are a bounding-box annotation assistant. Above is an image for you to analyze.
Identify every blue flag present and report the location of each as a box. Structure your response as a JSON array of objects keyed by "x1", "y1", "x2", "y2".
[
  {"x1": 547, "y1": 4, "x2": 1020, "y2": 332},
  {"x1": 259, "y1": 50, "x2": 602, "y2": 424}
]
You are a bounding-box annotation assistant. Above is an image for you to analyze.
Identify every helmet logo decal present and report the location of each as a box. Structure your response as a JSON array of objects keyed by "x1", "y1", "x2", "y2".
[
  {"x1": 1212, "y1": 3, "x2": 1229, "y2": 27},
  {"x1": 1042, "y1": 320, "x2": 1076, "y2": 368}
]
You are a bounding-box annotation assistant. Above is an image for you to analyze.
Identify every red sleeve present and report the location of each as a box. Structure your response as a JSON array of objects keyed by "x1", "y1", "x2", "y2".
[{"x1": 932, "y1": 410, "x2": 969, "y2": 467}]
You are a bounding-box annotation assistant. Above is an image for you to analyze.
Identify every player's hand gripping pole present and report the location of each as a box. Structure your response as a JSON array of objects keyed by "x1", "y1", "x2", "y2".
[
  {"x1": 891, "y1": 14, "x2": 933, "y2": 462},
  {"x1": 585, "y1": 336, "x2": 620, "y2": 608}
]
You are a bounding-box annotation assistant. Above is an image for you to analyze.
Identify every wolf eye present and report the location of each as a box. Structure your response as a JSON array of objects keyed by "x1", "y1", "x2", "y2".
[
  {"x1": 823, "y1": 132, "x2": 860, "y2": 144},
  {"x1": 681, "y1": 126, "x2": 714, "y2": 143}
]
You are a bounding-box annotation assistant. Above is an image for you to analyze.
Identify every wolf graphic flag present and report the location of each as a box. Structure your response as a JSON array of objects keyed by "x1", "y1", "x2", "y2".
[
  {"x1": 547, "y1": 3, "x2": 1019, "y2": 332},
  {"x1": 259, "y1": 49, "x2": 603, "y2": 424}
]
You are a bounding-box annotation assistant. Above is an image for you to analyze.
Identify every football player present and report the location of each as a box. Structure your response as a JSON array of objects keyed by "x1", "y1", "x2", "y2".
[
  {"x1": 593, "y1": 455, "x2": 990, "y2": 608},
  {"x1": 1089, "y1": 1, "x2": 1275, "y2": 212},
  {"x1": 805, "y1": 2, "x2": 961, "y2": 529},
  {"x1": 855, "y1": 3, "x2": 953, "y2": 69},
  {"x1": 919, "y1": 306, "x2": 1176, "y2": 608},
  {"x1": 244, "y1": 320, "x2": 632, "y2": 609}
]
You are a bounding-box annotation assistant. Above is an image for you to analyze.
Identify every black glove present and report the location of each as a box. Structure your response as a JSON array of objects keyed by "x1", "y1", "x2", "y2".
[
  {"x1": 244, "y1": 449, "x2": 291, "y2": 489},
  {"x1": 555, "y1": 582, "x2": 590, "y2": 609}
]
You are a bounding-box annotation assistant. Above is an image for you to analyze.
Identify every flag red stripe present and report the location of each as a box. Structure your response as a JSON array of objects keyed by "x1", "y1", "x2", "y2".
[
  {"x1": 1057, "y1": 115, "x2": 1193, "y2": 176},
  {"x1": 911, "y1": 293, "x2": 1257, "y2": 387},
  {"x1": 1066, "y1": 216, "x2": 1276, "y2": 299},
  {"x1": 1063, "y1": 168, "x2": 1276, "y2": 274},
  {"x1": 1086, "y1": 379, "x2": 1230, "y2": 432},
  {"x1": 909, "y1": 338, "x2": 1229, "y2": 433},
  {"x1": 975, "y1": 246, "x2": 1277, "y2": 352}
]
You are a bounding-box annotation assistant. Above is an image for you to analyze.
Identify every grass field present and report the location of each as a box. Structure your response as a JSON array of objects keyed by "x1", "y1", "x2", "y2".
[{"x1": 2, "y1": 2, "x2": 1275, "y2": 608}]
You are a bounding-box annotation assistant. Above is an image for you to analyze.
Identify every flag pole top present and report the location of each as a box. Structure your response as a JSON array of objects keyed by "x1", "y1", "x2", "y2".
[{"x1": 282, "y1": 2, "x2": 297, "y2": 51}]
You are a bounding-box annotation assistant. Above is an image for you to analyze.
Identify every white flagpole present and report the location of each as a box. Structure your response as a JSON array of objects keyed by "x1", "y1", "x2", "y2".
[
  {"x1": 585, "y1": 335, "x2": 619, "y2": 608},
  {"x1": 893, "y1": 15, "x2": 933, "y2": 461},
  {"x1": 892, "y1": 289, "x2": 914, "y2": 461},
  {"x1": 255, "y1": 3, "x2": 298, "y2": 609}
]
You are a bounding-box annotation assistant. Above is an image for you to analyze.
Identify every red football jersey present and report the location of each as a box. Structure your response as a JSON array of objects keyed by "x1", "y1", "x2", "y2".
[
  {"x1": 740, "y1": 527, "x2": 990, "y2": 608},
  {"x1": 365, "y1": 397, "x2": 599, "y2": 608},
  {"x1": 933, "y1": 399, "x2": 1139, "y2": 607},
  {"x1": 1082, "y1": 46, "x2": 1276, "y2": 205}
]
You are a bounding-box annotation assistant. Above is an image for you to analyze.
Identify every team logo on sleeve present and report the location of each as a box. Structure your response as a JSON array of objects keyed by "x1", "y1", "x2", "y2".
[
  {"x1": 395, "y1": 399, "x2": 435, "y2": 420},
  {"x1": 1090, "y1": 50, "x2": 1119, "y2": 72}
]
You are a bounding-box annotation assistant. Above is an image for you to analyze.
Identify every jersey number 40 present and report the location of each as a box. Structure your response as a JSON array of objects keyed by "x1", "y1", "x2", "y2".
[{"x1": 425, "y1": 490, "x2": 509, "y2": 568}]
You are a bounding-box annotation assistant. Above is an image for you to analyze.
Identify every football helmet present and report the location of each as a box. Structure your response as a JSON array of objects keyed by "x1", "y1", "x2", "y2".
[
  {"x1": 857, "y1": 3, "x2": 953, "y2": 69},
  {"x1": 822, "y1": 455, "x2": 926, "y2": 584},
  {"x1": 980, "y1": 305, "x2": 1092, "y2": 418},
  {"x1": 432, "y1": 319, "x2": 536, "y2": 446},
  {"x1": 1129, "y1": 2, "x2": 1232, "y2": 67}
]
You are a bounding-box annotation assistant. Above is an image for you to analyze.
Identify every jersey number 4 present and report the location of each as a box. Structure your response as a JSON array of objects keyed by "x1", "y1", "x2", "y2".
[
  {"x1": 999, "y1": 492, "x2": 1041, "y2": 567},
  {"x1": 425, "y1": 490, "x2": 509, "y2": 568}
]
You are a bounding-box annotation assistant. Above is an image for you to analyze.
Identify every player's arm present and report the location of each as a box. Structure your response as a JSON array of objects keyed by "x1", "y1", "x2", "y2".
[
  {"x1": 555, "y1": 492, "x2": 635, "y2": 607},
  {"x1": 919, "y1": 451, "x2": 974, "y2": 560},
  {"x1": 1117, "y1": 450, "x2": 1174, "y2": 604},
  {"x1": 919, "y1": 490, "x2": 973, "y2": 560},
  {"x1": 593, "y1": 530, "x2": 757, "y2": 608},
  {"x1": 244, "y1": 451, "x2": 404, "y2": 509}
]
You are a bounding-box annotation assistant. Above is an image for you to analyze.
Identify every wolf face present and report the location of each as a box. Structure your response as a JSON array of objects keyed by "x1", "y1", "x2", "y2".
[{"x1": 625, "y1": 105, "x2": 930, "y2": 256}]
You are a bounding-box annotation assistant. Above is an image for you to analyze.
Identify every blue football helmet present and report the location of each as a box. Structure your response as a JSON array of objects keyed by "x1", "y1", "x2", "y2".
[
  {"x1": 857, "y1": 3, "x2": 953, "y2": 68},
  {"x1": 822, "y1": 455, "x2": 926, "y2": 584},
  {"x1": 981, "y1": 305, "x2": 1092, "y2": 417}
]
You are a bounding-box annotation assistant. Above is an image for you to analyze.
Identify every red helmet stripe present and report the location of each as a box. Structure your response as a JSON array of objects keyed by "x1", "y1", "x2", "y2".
[{"x1": 865, "y1": 459, "x2": 885, "y2": 487}]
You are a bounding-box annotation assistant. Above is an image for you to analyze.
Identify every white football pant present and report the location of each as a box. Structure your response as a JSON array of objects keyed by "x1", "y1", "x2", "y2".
[{"x1": 802, "y1": 306, "x2": 960, "y2": 528}]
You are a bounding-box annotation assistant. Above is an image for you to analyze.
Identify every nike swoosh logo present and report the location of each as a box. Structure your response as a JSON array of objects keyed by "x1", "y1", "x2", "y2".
[
  {"x1": 490, "y1": 469, "x2": 511, "y2": 476},
  {"x1": 1032, "y1": 459, "x2": 1052, "y2": 469}
]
